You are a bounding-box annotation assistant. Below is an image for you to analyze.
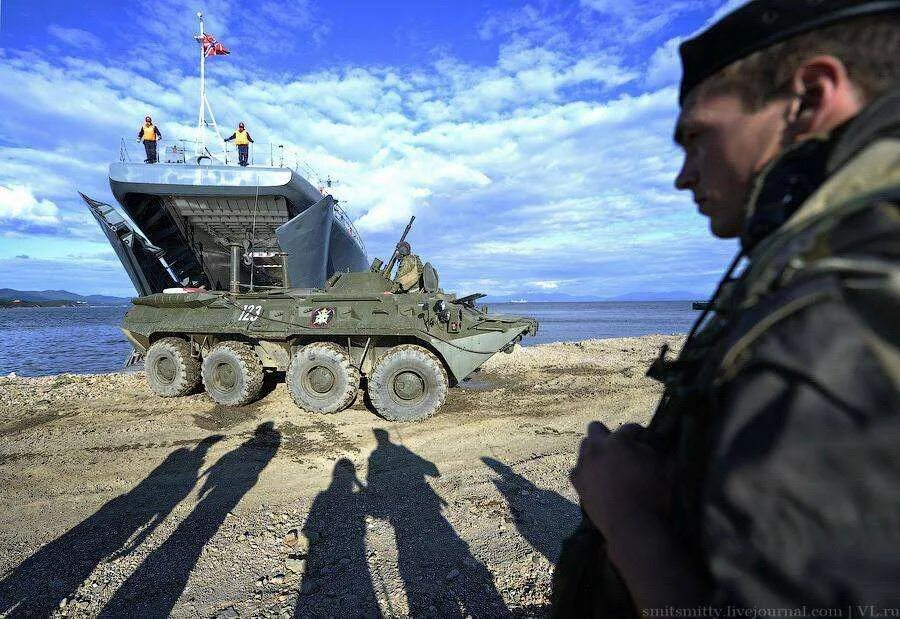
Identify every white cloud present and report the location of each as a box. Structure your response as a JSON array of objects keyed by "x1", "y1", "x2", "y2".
[
  {"x1": 530, "y1": 280, "x2": 560, "y2": 290},
  {"x1": 0, "y1": 185, "x2": 61, "y2": 229},
  {"x1": 579, "y1": 0, "x2": 712, "y2": 42},
  {"x1": 645, "y1": 37, "x2": 684, "y2": 88},
  {"x1": 351, "y1": 150, "x2": 492, "y2": 232},
  {"x1": 46, "y1": 25, "x2": 103, "y2": 51}
]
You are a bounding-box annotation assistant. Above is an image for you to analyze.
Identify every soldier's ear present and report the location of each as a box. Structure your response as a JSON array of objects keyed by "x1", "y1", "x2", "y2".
[
  {"x1": 794, "y1": 84, "x2": 822, "y2": 127},
  {"x1": 786, "y1": 55, "x2": 855, "y2": 140}
]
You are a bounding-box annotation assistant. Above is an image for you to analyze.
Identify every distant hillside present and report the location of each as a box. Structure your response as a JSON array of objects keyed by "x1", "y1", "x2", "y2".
[
  {"x1": 0, "y1": 289, "x2": 131, "y2": 305},
  {"x1": 482, "y1": 293, "x2": 604, "y2": 303},
  {"x1": 0, "y1": 299, "x2": 85, "y2": 308}
]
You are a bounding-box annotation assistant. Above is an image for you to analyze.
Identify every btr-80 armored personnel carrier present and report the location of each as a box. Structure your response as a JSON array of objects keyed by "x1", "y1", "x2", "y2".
[{"x1": 121, "y1": 218, "x2": 538, "y2": 421}]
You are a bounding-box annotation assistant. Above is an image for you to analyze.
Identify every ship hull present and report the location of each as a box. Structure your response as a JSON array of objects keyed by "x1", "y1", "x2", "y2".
[{"x1": 86, "y1": 162, "x2": 367, "y2": 294}]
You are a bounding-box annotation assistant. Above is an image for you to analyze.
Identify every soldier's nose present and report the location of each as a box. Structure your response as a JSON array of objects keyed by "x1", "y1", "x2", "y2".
[{"x1": 675, "y1": 158, "x2": 697, "y2": 191}]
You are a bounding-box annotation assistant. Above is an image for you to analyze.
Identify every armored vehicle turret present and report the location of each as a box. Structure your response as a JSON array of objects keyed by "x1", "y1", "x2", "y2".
[{"x1": 121, "y1": 218, "x2": 538, "y2": 421}]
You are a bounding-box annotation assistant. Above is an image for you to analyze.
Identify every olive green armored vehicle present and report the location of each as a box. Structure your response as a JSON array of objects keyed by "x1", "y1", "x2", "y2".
[{"x1": 121, "y1": 218, "x2": 538, "y2": 421}]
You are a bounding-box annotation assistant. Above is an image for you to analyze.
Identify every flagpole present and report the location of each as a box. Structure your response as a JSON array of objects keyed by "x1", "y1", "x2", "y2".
[
  {"x1": 197, "y1": 11, "x2": 205, "y2": 156},
  {"x1": 204, "y1": 94, "x2": 228, "y2": 160}
]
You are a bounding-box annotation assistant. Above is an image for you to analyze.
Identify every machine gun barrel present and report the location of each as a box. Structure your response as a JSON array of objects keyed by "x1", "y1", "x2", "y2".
[{"x1": 382, "y1": 215, "x2": 416, "y2": 277}]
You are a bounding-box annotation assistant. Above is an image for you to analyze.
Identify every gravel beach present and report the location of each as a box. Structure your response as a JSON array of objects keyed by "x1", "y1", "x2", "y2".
[{"x1": 0, "y1": 335, "x2": 681, "y2": 617}]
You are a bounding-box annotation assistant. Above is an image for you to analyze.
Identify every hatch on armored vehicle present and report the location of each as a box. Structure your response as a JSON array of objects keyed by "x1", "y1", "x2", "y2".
[{"x1": 122, "y1": 217, "x2": 538, "y2": 421}]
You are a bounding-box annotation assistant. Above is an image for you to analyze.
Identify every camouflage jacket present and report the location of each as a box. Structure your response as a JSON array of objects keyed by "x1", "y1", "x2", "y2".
[{"x1": 666, "y1": 86, "x2": 900, "y2": 607}]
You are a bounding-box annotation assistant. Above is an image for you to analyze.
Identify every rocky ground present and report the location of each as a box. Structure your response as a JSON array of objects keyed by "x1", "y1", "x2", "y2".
[{"x1": 0, "y1": 336, "x2": 681, "y2": 618}]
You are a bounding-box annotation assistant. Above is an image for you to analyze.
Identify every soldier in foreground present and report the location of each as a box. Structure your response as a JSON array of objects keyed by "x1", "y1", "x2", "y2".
[{"x1": 560, "y1": 0, "x2": 900, "y2": 613}]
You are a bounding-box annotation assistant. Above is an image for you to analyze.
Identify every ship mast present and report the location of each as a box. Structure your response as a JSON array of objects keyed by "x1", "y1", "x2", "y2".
[
  {"x1": 195, "y1": 12, "x2": 227, "y2": 160},
  {"x1": 197, "y1": 12, "x2": 205, "y2": 152}
]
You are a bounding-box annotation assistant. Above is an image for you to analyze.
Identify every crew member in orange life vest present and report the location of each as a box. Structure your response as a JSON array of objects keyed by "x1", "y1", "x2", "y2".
[
  {"x1": 136, "y1": 116, "x2": 161, "y2": 163},
  {"x1": 225, "y1": 122, "x2": 254, "y2": 166}
]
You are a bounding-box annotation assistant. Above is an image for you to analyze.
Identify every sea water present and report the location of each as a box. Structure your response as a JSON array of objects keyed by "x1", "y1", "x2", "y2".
[
  {"x1": 488, "y1": 301, "x2": 696, "y2": 346},
  {"x1": 0, "y1": 302, "x2": 697, "y2": 377},
  {"x1": 0, "y1": 306, "x2": 132, "y2": 377}
]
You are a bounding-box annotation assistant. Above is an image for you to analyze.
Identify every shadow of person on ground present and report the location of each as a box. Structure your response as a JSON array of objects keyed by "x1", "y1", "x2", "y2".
[
  {"x1": 0, "y1": 435, "x2": 222, "y2": 615},
  {"x1": 294, "y1": 458, "x2": 381, "y2": 618},
  {"x1": 99, "y1": 422, "x2": 281, "y2": 617},
  {"x1": 481, "y1": 457, "x2": 580, "y2": 564},
  {"x1": 367, "y1": 429, "x2": 507, "y2": 618}
]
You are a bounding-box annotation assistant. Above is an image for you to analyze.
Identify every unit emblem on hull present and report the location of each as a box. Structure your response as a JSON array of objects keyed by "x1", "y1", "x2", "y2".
[{"x1": 310, "y1": 306, "x2": 336, "y2": 328}]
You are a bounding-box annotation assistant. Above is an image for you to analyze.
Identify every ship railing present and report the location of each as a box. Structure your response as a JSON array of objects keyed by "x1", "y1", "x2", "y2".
[
  {"x1": 120, "y1": 138, "x2": 312, "y2": 168},
  {"x1": 331, "y1": 200, "x2": 367, "y2": 254},
  {"x1": 118, "y1": 138, "x2": 367, "y2": 254}
]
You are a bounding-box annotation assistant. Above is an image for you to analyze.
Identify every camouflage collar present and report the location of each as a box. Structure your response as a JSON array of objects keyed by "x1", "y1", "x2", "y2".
[
  {"x1": 827, "y1": 86, "x2": 900, "y2": 173},
  {"x1": 741, "y1": 86, "x2": 900, "y2": 251}
]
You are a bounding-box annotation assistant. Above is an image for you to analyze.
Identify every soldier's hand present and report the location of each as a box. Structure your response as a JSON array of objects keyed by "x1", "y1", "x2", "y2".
[{"x1": 570, "y1": 422, "x2": 670, "y2": 539}]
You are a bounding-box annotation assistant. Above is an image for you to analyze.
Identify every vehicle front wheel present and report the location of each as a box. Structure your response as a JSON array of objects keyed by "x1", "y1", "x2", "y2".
[
  {"x1": 201, "y1": 341, "x2": 264, "y2": 406},
  {"x1": 287, "y1": 342, "x2": 360, "y2": 414},
  {"x1": 145, "y1": 337, "x2": 201, "y2": 397},
  {"x1": 368, "y1": 344, "x2": 448, "y2": 422}
]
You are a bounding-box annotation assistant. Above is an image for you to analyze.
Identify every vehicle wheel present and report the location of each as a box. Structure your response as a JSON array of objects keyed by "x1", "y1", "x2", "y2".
[
  {"x1": 368, "y1": 344, "x2": 448, "y2": 422},
  {"x1": 287, "y1": 342, "x2": 360, "y2": 413},
  {"x1": 201, "y1": 341, "x2": 264, "y2": 406},
  {"x1": 145, "y1": 337, "x2": 201, "y2": 397}
]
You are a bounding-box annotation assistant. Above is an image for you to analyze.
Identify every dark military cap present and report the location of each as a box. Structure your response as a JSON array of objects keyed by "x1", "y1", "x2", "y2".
[{"x1": 679, "y1": 0, "x2": 900, "y2": 104}]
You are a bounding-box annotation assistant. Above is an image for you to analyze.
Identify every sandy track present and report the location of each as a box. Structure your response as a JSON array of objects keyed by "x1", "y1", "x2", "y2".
[{"x1": 0, "y1": 335, "x2": 680, "y2": 618}]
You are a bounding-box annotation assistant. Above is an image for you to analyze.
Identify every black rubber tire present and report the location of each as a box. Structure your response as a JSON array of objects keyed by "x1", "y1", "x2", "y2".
[
  {"x1": 286, "y1": 342, "x2": 360, "y2": 414},
  {"x1": 145, "y1": 337, "x2": 201, "y2": 398},
  {"x1": 368, "y1": 344, "x2": 448, "y2": 422},
  {"x1": 201, "y1": 341, "x2": 264, "y2": 406}
]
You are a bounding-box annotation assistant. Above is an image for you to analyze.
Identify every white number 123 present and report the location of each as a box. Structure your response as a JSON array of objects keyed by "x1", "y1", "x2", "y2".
[{"x1": 238, "y1": 304, "x2": 263, "y2": 321}]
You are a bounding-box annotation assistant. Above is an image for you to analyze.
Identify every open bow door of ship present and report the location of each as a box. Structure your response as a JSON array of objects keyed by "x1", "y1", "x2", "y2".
[
  {"x1": 276, "y1": 194, "x2": 335, "y2": 289},
  {"x1": 80, "y1": 192, "x2": 177, "y2": 296}
]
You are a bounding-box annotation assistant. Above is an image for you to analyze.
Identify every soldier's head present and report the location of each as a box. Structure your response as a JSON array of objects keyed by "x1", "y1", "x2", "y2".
[
  {"x1": 145, "y1": 116, "x2": 152, "y2": 124},
  {"x1": 373, "y1": 428, "x2": 390, "y2": 444},
  {"x1": 674, "y1": 1, "x2": 900, "y2": 239},
  {"x1": 239, "y1": 122, "x2": 245, "y2": 130},
  {"x1": 331, "y1": 458, "x2": 357, "y2": 489}
]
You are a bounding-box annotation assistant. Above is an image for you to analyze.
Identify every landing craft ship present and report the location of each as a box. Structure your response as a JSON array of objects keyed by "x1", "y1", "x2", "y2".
[{"x1": 81, "y1": 164, "x2": 367, "y2": 296}]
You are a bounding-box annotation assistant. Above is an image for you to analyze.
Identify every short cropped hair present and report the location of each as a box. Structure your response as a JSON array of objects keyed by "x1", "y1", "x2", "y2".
[{"x1": 693, "y1": 14, "x2": 900, "y2": 110}]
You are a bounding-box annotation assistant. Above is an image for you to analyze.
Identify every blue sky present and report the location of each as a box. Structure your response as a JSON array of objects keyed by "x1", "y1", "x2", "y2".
[{"x1": 0, "y1": 0, "x2": 744, "y2": 298}]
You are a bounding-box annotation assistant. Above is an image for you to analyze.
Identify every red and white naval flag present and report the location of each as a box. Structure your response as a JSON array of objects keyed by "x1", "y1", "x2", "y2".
[{"x1": 197, "y1": 33, "x2": 230, "y2": 57}]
